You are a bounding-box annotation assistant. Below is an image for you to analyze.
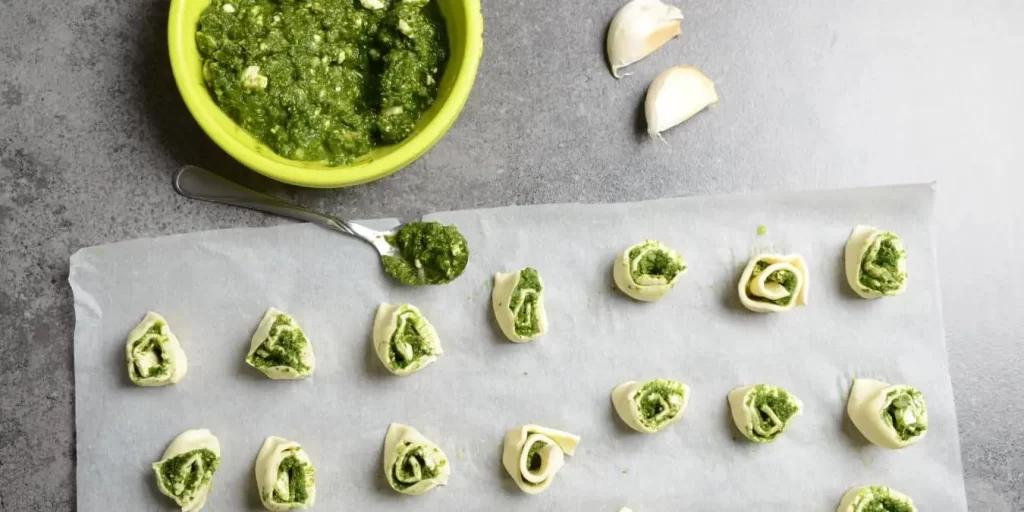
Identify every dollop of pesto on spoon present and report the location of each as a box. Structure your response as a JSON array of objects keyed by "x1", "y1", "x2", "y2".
[{"x1": 382, "y1": 221, "x2": 468, "y2": 285}]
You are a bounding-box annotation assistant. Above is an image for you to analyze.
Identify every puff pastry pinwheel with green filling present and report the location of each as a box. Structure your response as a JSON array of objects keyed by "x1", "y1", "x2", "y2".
[
  {"x1": 255, "y1": 436, "x2": 316, "y2": 511},
  {"x1": 152, "y1": 429, "x2": 220, "y2": 512},
  {"x1": 728, "y1": 384, "x2": 803, "y2": 443},
  {"x1": 245, "y1": 308, "x2": 315, "y2": 379},
  {"x1": 126, "y1": 312, "x2": 187, "y2": 386},
  {"x1": 492, "y1": 267, "x2": 548, "y2": 342},
  {"x1": 737, "y1": 254, "x2": 809, "y2": 313},
  {"x1": 502, "y1": 424, "x2": 579, "y2": 494},
  {"x1": 382, "y1": 423, "x2": 450, "y2": 495},
  {"x1": 612, "y1": 378, "x2": 690, "y2": 433},
  {"x1": 847, "y1": 378, "x2": 928, "y2": 449},
  {"x1": 613, "y1": 240, "x2": 688, "y2": 301},
  {"x1": 373, "y1": 303, "x2": 442, "y2": 376},
  {"x1": 837, "y1": 485, "x2": 917, "y2": 512},
  {"x1": 845, "y1": 225, "x2": 908, "y2": 299}
]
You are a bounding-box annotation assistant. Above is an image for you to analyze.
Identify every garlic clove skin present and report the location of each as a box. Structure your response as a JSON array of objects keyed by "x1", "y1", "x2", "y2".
[
  {"x1": 607, "y1": 0, "x2": 684, "y2": 78},
  {"x1": 645, "y1": 66, "x2": 718, "y2": 141}
]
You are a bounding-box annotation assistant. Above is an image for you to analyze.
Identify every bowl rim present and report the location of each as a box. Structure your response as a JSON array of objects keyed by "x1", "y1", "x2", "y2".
[{"x1": 168, "y1": 0, "x2": 483, "y2": 188}]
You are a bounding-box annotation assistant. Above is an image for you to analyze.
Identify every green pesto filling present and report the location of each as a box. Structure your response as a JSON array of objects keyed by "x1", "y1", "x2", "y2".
[
  {"x1": 745, "y1": 385, "x2": 799, "y2": 441},
  {"x1": 388, "y1": 309, "x2": 435, "y2": 369},
  {"x1": 383, "y1": 221, "x2": 469, "y2": 285},
  {"x1": 856, "y1": 487, "x2": 915, "y2": 512},
  {"x1": 628, "y1": 242, "x2": 686, "y2": 282},
  {"x1": 155, "y1": 449, "x2": 219, "y2": 502},
  {"x1": 249, "y1": 316, "x2": 311, "y2": 372},
  {"x1": 749, "y1": 261, "x2": 797, "y2": 306},
  {"x1": 634, "y1": 379, "x2": 687, "y2": 430},
  {"x1": 509, "y1": 267, "x2": 543, "y2": 337},
  {"x1": 883, "y1": 389, "x2": 927, "y2": 441},
  {"x1": 860, "y1": 234, "x2": 907, "y2": 293},
  {"x1": 145, "y1": 321, "x2": 165, "y2": 337},
  {"x1": 196, "y1": 0, "x2": 448, "y2": 165},
  {"x1": 519, "y1": 439, "x2": 548, "y2": 485},
  {"x1": 272, "y1": 453, "x2": 312, "y2": 504},
  {"x1": 130, "y1": 322, "x2": 170, "y2": 379},
  {"x1": 391, "y1": 443, "x2": 443, "y2": 489}
]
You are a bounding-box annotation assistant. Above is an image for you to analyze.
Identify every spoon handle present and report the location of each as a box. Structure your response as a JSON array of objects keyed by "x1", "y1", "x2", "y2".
[{"x1": 172, "y1": 165, "x2": 364, "y2": 238}]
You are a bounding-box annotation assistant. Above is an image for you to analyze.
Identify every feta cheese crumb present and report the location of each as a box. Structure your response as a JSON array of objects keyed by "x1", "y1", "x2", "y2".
[
  {"x1": 360, "y1": 0, "x2": 386, "y2": 10},
  {"x1": 398, "y1": 19, "x2": 413, "y2": 37},
  {"x1": 240, "y1": 65, "x2": 268, "y2": 91},
  {"x1": 222, "y1": 3, "x2": 236, "y2": 13}
]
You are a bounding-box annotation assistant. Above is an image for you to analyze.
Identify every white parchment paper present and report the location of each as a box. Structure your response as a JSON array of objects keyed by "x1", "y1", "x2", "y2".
[{"x1": 70, "y1": 184, "x2": 966, "y2": 511}]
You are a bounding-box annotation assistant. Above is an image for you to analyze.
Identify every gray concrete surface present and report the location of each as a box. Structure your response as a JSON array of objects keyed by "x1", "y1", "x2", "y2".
[{"x1": 1, "y1": 0, "x2": 1022, "y2": 509}]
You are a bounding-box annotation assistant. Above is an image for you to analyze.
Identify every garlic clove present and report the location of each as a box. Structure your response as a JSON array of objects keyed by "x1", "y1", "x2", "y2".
[
  {"x1": 645, "y1": 66, "x2": 718, "y2": 141},
  {"x1": 607, "y1": 0, "x2": 684, "y2": 78}
]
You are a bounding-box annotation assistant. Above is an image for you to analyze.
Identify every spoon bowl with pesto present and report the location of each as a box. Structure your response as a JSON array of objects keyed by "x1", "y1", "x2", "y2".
[
  {"x1": 168, "y1": 0, "x2": 483, "y2": 188},
  {"x1": 173, "y1": 165, "x2": 469, "y2": 285}
]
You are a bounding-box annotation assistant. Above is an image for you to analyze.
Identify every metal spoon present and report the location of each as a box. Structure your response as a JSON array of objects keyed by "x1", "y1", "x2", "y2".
[{"x1": 172, "y1": 165, "x2": 398, "y2": 258}]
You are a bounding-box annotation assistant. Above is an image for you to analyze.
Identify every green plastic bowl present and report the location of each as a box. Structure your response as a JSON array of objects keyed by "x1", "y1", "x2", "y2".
[{"x1": 168, "y1": 0, "x2": 483, "y2": 188}]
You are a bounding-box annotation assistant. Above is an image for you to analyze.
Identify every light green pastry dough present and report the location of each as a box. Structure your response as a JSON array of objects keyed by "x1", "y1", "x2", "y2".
[
  {"x1": 245, "y1": 308, "x2": 315, "y2": 379},
  {"x1": 845, "y1": 225, "x2": 908, "y2": 299},
  {"x1": 152, "y1": 429, "x2": 220, "y2": 512},
  {"x1": 383, "y1": 423, "x2": 450, "y2": 495},
  {"x1": 728, "y1": 384, "x2": 803, "y2": 443},
  {"x1": 847, "y1": 378, "x2": 928, "y2": 449},
  {"x1": 612, "y1": 378, "x2": 690, "y2": 433},
  {"x1": 255, "y1": 436, "x2": 316, "y2": 511},
  {"x1": 837, "y1": 485, "x2": 917, "y2": 511},
  {"x1": 373, "y1": 303, "x2": 442, "y2": 376},
  {"x1": 502, "y1": 424, "x2": 579, "y2": 494},
  {"x1": 737, "y1": 254, "x2": 809, "y2": 313},
  {"x1": 492, "y1": 267, "x2": 548, "y2": 342},
  {"x1": 613, "y1": 240, "x2": 688, "y2": 301},
  {"x1": 126, "y1": 312, "x2": 187, "y2": 386}
]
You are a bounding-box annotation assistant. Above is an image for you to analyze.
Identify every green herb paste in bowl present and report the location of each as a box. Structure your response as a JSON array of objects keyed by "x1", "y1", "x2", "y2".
[
  {"x1": 197, "y1": 0, "x2": 446, "y2": 165},
  {"x1": 169, "y1": 0, "x2": 483, "y2": 187}
]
